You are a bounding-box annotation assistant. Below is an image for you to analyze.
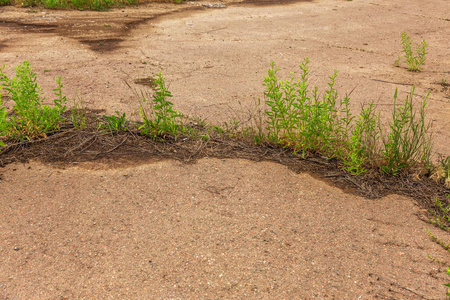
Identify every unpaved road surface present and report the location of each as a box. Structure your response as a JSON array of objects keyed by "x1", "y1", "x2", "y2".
[
  {"x1": 2, "y1": 160, "x2": 450, "y2": 299},
  {"x1": 1, "y1": 0, "x2": 450, "y2": 298}
]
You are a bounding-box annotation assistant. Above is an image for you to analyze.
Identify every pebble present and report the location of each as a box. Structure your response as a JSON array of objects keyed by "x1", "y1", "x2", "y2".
[{"x1": 202, "y1": 3, "x2": 227, "y2": 8}]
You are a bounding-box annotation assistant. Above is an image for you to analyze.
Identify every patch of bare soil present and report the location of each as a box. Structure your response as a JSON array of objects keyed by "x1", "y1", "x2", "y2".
[
  {"x1": 1, "y1": 0, "x2": 450, "y2": 298},
  {"x1": 1, "y1": 147, "x2": 450, "y2": 299},
  {"x1": 0, "y1": 4, "x2": 206, "y2": 53}
]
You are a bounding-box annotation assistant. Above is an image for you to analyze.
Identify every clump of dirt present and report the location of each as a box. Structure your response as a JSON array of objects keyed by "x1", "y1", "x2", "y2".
[
  {"x1": 134, "y1": 76, "x2": 156, "y2": 87},
  {"x1": 80, "y1": 38, "x2": 125, "y2": 52}
]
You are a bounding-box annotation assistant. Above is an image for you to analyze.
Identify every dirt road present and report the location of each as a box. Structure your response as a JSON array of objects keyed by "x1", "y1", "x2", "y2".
[{"x1": 1, "y1": 0, "x2": 450, "y2": 298}]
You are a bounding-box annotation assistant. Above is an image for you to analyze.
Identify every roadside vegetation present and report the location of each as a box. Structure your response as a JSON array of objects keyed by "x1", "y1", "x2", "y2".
[
  {"x1": 0, "y1": 0, "x2": 182, "y2": 11},
  {"x1": 262, "y1": 58, "x2": 434, "y2": 177},
  {"x1": 0, "y1": 60, "x2": 448, "y2": 182}
]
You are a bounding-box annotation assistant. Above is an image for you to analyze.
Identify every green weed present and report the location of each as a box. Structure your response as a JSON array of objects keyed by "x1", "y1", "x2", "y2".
[
  {"x1": 0, "y1": 60, "x2": 442, "y2": 181},
  {"x1": 263, "y1": 60, "x2": 434, "y2": 175},
  {"x1": 395, "y1": 31, "x2": 428, "y2": 72},
  {"x1": 43, "y1": 0, "x2": 65, "y2": 8},
  {"x1": 380, "y1": 87, "x2": 432, "y2": 175},
  {"x1": 342, "y1": 103, "x2": 380, "y2": 175},
  {"x1": 430, "y1": 196, "x2": 450, "y2": 231},
  {"x1": 447, "y1": 269, "x2": 450, "y2": 300},
  {"x1": 427, "y1": 227, "x2": 450, "y2": 252},
  {"x1": 249, "y1": 98, "x2": 266, "y2": 145},
  {"x1": 0, "y1": 61, "x2": 67, "y2": 141},
  {"x1": 102, "y1": 111, "x2": 128, "y2": 132},
  {"x1": 70, "y1": 0, "x2": 89, "y2": 9},
  {"x1": 264, "y1": 58, "x2": 344, "y2": 157},
  {"x1": 136, "y1": 73, "x2": 183, "y2": 139}
]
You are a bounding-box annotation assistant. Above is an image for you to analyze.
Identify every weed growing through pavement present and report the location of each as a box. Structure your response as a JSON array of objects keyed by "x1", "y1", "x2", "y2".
[
  {"x1": 430, "y1": 196, "x2": 450, "y2": 231},
  {"x1": 447, "y1": 269, "x2": 450, "y2": 300},
  {"x1": 262, "y1": 59, "x2": 433, "y2": 175},
  {"x1": 0, "y1": 61, "x2": 66, "y2": 142},
  {"x1": 394, "y1": 31, "x2": 428, "y2": 72},
  {"x1": 131, "y1": 73, "x2": 184, "y2": 139},
  {"x1": 0, "y1": 60, "x2": 443, "y2": 179},
  {"x1": 380, "y1": 87, "x2": 432, "y2": 175},
  {"x1": 264, "y1": 59, "x2": 347, "y2": 159},
  {"x1": 101, "y1": 111, "x2": 128, "y2": 132},
  {"x1": 342, "y1": 103, "x2": 379, "y2": 175}
]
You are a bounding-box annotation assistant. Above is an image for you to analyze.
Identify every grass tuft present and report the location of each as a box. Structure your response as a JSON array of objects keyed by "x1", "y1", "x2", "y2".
[
  {"x1": 380, "y1": 87, "x2": 432, "y2": 175},
  {"x1": 100, "y1": 111, "x2": 128, "y2": 132}
]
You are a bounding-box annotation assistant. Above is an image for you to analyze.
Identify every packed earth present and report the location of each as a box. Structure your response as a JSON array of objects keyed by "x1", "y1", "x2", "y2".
[{"x1": 0, "y1": 0, "x2": 449, "y2": 298}]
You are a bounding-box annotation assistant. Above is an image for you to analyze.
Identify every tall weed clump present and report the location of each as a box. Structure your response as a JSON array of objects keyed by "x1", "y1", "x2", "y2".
[
  {"x1": 342, "y1": 102, "x2": 380, "y2": 175},
  {"x1": 380, "y1": 87, "x2": 432, "y2": 175},
  {"x1": 263, "y1": 59, "x2": 433, "y2": 175},
  {"x1": 394, "y1": 31, "x2": 428, "y2": 72},
  {"x1": 263, "y1": 58, "x2": 380, "y2": 174},
  {"x1": 136, "y1": 73, "x2": 183, "y2": 139},
  {"x1": 264, "y1": 59, "x2": 344, "y2": 158},
  {"x1": 0, "y1": 61, "x2": 67, "y2": 142}
]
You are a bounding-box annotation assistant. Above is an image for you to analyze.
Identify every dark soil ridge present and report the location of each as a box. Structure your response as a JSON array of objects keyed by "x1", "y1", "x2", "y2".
[{"x1": 1, "y1": 113, "x2": 449, "y2": 217}]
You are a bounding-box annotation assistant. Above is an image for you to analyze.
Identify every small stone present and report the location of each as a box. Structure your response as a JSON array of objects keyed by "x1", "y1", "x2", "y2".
[{"x1": 202, "y1": 3, "x2": 227, "y2": 8}]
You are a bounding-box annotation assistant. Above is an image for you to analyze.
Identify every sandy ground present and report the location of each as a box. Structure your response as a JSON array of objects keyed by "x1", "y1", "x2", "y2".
[
  {"x1": 1, "y1": 0, "x2": 450, "y2": 298},
  {"x1": 1, "y1": 160, "x2": 450, "y2": 299}
]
